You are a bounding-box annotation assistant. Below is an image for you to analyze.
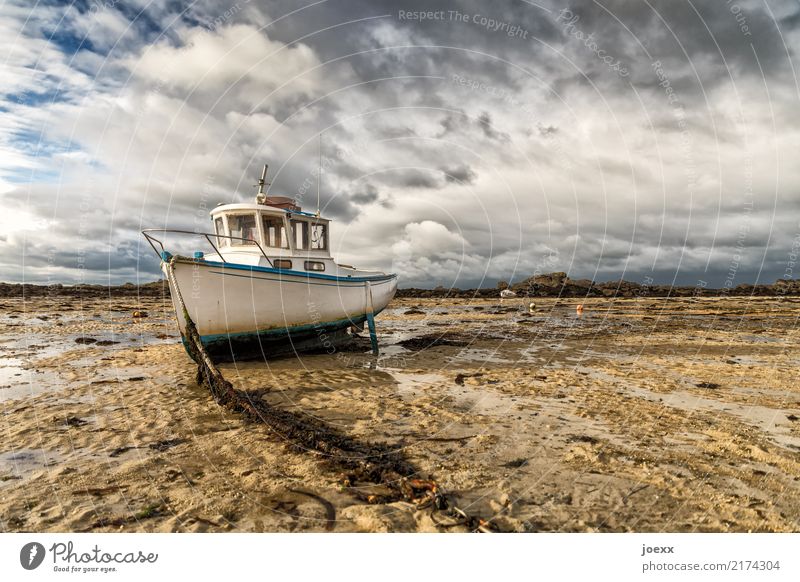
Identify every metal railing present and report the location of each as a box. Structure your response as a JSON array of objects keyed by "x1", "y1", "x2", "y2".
[{"x1": 141, "y1": 229, "x2": 275, "y2": 268}]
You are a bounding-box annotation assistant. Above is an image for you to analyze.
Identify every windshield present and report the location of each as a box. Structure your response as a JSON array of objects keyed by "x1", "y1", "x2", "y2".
[
  {"x1": 291, "y1": 219, "x2": 309, "y2": 250},
  {"x1": 214, "y1": 217, "x2": 226, "y2": 246},
  {"x1": 310, "y1": 222, "x2": 327, "y2": 250},
  {"x1": 228, "y1": 214, "x2": 257, "y2": 245},
  {"x1": 262, "y1": 215, "x2": 289, "y2": 249}
]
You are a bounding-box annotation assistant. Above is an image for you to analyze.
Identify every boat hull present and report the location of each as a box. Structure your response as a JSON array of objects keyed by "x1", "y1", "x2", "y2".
[{"x1": 163, "y1": 258, "x2": 397, "y2": 360}]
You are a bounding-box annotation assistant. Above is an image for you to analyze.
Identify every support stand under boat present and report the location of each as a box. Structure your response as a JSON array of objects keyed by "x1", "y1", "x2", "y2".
[{"x1": 365, "y1": 281, "x2": 379, "y2": 356}]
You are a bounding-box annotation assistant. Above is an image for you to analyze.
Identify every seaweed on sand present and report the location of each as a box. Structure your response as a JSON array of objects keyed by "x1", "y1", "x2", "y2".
[{"x1": 185, "y1": 317, "x2": 417, "y2": 498}]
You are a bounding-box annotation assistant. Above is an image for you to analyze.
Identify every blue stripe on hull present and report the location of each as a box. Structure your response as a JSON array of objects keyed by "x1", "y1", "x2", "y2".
[
  {"x1": 207, "y1": 269, "x2": 389, "y2": 288},
  {"x1": 179, "y1": 257, "x2": 397, "y2": 284}
]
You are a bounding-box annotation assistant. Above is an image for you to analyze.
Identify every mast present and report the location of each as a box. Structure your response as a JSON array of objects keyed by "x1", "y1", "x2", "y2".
[
  {"x1": 316, "y1": 133, "x2": 321, "y2": 217},
  {"x1": 256, "y1": 164, "x2": 268, "y2": 204}
]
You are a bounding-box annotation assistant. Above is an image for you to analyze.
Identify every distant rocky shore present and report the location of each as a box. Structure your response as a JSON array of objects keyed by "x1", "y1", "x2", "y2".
[
  {"x1": 0, "y1": 281, "x2": 167, "y2": 298},
  {"x1": 1, "y1": 272, "x2": 799, "y2": 299},
  {"x1": 398, "y1": 272, "x2": 800, "y2": 298}
]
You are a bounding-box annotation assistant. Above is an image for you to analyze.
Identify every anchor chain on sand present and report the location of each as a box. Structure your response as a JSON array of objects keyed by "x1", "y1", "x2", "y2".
[{"x1": 165, "y1": 256, "x2": 497, "y2": 532}]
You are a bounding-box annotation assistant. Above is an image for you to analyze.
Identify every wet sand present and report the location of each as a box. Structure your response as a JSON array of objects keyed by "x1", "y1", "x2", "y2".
[{"x1": 1, "y1": 295, "x2": 799, "y2": 532}]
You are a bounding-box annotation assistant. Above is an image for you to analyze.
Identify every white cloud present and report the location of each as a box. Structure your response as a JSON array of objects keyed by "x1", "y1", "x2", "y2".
[
  {"x1": 391, "y1": 220, "x2": 467, "y2": 259},
  {"x1": 130, "y1": 24, "x2": 326, "y2": 111}
]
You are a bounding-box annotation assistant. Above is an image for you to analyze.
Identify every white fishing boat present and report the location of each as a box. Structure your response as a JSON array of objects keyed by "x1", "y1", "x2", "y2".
[{"x1": 142, "y1": 165, "x2": 398, "y2": 360}]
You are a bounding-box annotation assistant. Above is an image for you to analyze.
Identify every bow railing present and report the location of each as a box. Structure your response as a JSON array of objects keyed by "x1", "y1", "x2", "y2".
[{"x1": 141, "y1": 229, "x2": 274, "y2": 268}]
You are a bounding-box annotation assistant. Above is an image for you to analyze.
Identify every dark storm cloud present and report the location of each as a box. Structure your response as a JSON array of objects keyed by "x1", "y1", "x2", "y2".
[
  {"x1": 250, "y1": 0, "x2": 796, "y2": 100},
  {"x1": 349, "y1": 182, "x2": 380, "y2": 204},
  {"x1": 0, "y1": 232, "x2": 161, "y2": 284},
  {"x1": 600, "y1": 0, "x2": 786, "y2": 71},
  {"x1": 441, "y1": 164, "x2": 477, "y2": 184},
  {"x1": 380, "y1": 169, "x2": 443, "y2": 189},
  {"x1": 477, "y1": 111, "x2": 508, "y2": 140},
  {"x1": 256, "y1": 0, "x2": 561, "y2": 80},
  {"x1": 437, "y1": 110, "x2": 509, "y2": 141}
]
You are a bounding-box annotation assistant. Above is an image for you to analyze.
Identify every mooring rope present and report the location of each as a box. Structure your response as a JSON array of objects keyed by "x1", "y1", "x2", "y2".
[{"x1": 165, "y1": 255, "x2": 497, "y2": 532}]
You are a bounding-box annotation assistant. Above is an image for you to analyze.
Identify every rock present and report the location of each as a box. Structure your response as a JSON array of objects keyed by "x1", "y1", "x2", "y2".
[
  {"x1": 696, "y1": 382, "x2": 720, "y2": 389},
  {"x1": 149, "y1": 438, "x2": 186, "y2": 451},
  {"x1": 510, "y1": 272, "x2": 568, "y2": 295},
  {"x1": 455, "y1": 372, "x2": 483, "y2": 385},
  {"x1": 397, "y1": 334, "x2": 470, "y2": 351},
  {"x1": 570, "y1": 278, "x2": 593, "y2": 289},
  {"x1": 403, "y1": 309, "x2": 425, "y2": 315}
]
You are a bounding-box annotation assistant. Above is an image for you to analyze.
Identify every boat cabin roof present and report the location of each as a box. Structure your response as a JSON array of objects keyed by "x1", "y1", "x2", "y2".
[{"x1": 210, "y1": 202, "x2": 324, "y2": 221}]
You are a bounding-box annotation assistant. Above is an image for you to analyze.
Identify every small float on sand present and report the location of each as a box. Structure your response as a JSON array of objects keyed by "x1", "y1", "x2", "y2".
[{"x1": 142, "y1": 165, "x2": 397, "y2": 360}]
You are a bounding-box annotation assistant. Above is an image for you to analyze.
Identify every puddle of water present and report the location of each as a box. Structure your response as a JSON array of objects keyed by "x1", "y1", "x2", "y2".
[
  {"x1": 0, "y1": 361, "x2": 62, "y2": 402},
  {"x1": 627, "y1": 385, "x2": 800, "y2": 451},
  {"x1": 741, "y1": 335, "x2": 785, "y2": 344},
  {"x1": 0, "y1": 316, "x2": 48, "y2": 327},
  {"x1": 2, "y1": 333, "x2": 176, "y2": 360},
  {"x1": 0, "y1": 330, "x2": 177, "y2": 402},
  {"x1": 562, "y1": 364, "x2": 800, "y2": 451},
  {"x1": 386, "y1": 369, "x2": 636, "y2": 455},
  {"x1": 0, "y1": 448, "x2": 63, "y2": 484},
  {"x1": 0, "y1": 337, "x2": 73, "y2": 359},
  {"x1": 445, "y1": 384, "x2": 522, "y2": 415},
  {"x1": 389, "y1": 370, "x2": 523, "y2": 416},
  {"x1": 629, "y1": 387, "x2": 800, "y2": 451},
  {"x1": 446, "y1": 348, "x2": 511, "y2": 364},
  {"x1": 729, "y1": 355, "x2": 771, "y2": 366},
  {"x1": 0, "y1": 357, "x2": 26, "y2": 384},
  {"x1": 380, "y1": 371, "x2": 444, "y2": 395}
]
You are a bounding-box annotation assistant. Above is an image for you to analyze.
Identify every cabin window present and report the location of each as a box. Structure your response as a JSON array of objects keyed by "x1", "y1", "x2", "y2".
[
  {"x1": 310, "y1": 223, "x2": 328, "y2": 250},
  {"x1": 229, "y1": 214, "x2": 257, "y2": 245},
  {"x1": 305, "y1": 261, "x2": 325, "y2": 272},
  {"x1": 273, "y1": 259, "x2": 292, "y2": 269},
  {"x1": 291, "y1": 219, "x2": 309, "y2": 250},
  {"x1": 262, "y1": 215, "x2": 288, "y2": 249},
  {"x1": 214, "y1": 217, "x2": 226, "y2": 246}
]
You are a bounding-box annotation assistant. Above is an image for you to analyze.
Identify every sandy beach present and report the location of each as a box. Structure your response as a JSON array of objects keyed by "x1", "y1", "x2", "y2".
[{"x1": 1, "y1": 294, "x2": 799, "y2": 532}]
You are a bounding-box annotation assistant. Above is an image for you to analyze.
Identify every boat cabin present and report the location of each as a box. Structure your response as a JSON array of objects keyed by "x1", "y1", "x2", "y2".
[{"x1": 208, "y1": 200, "x2": 334, "y2": 273}]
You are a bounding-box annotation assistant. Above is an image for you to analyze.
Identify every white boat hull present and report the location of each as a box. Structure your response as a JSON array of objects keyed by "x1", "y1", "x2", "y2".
[{"x1": 162, "y1": 257, "x2": 398, "y2": 359}]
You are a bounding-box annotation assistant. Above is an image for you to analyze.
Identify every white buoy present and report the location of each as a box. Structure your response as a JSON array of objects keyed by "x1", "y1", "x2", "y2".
[
  {"x1": 529, "y1": 302, "x2": 536, "y2": 313},
  {"x1": 500, "y1": 289, "x2": 517, "y2": 299}
]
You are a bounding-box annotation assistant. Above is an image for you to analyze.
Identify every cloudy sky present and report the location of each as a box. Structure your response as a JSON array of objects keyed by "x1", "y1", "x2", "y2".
[{"x1": 2, "y1": 0, "x2": 799, "y2": 288}]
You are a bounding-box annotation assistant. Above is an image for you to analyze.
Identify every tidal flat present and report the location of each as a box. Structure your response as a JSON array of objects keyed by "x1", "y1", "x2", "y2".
[{"x1": 1, "y1": 295, "x2": 799, "y2": 532}]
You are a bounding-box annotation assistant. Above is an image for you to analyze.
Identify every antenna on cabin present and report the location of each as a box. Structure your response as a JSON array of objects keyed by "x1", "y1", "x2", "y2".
[
  {"x1": 316, "y1": 133, "x2": 322, "y2": 217},
  {"x1": 255, "y1": 164, "x2": 269, "y2": 204}
]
